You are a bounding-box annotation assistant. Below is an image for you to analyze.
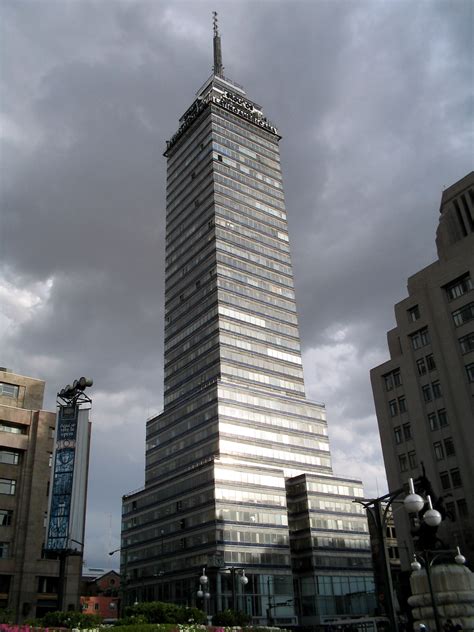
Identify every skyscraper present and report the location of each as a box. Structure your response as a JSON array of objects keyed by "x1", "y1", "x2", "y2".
[
  {"x1": 122, "y1": 17, "x2": 374, "y2": 625},
  {"x1": 371, "y1": 172, "x2": 474, "y2": 570}
]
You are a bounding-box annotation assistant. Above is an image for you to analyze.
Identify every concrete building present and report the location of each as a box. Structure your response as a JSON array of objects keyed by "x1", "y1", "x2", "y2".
[
  {"x1": 122, "y1": 18, "x2": 375, "y2": 626},
  {"x1": 0, "y1": 368, "x2": 82, "y2": 621},
  {"x1": 371, "y1": 172, "x2": 474, "y2": 570}
]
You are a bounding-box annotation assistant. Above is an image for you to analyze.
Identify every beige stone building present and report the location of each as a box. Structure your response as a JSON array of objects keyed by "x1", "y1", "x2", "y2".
[
  {"x1": 0, "y1": 368, "x2": 82, "y2": 621},
  {"x1": 371, "y1": 172, "x2": 474, "y2": 569}
]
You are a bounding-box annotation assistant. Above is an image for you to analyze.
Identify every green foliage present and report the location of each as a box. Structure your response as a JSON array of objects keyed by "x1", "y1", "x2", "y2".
[
  {"x1": 38, "y1": 610, "x2": 103, "y2": 629},
  {"x1": 0, "y1": 608, "x2": 14, "y2": 624},
  {"x1": 111, "y1": 625, "x2": 177, "y2": 632},
  {"x1": 123, "y1": 601, "x2": 206, "y2": 625},
  {"x1": 211, "y1": 608, "x2": 251, "y2": 626}
]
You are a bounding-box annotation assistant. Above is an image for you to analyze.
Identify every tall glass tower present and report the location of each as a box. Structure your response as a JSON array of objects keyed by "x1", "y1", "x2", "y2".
[{"x1": 122, "y1": 17, "x2": 375, "y2": 626}]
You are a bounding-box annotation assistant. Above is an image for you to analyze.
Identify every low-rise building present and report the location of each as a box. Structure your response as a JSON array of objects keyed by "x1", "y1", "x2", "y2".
[{"x1": 0, "y1": 368, "x2": 82, "y2": 621}]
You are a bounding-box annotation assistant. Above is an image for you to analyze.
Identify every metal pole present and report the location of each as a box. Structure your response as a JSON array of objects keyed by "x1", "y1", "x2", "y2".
[
  {"x1": 424, "y1": 552, "x2": 442, "y2": 632},
  {"x1": 57, "y1": 550, "x2": 67, "y2": 611},
  {"x1": 374, "y1": 501, "x2": 399, "y2": 632},
  {"x1": 231, "y1": 567, "x2": 236, "y2": 611}
]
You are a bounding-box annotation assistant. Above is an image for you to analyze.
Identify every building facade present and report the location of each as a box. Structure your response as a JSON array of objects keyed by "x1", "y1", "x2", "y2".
[
  {"x1": 371, "y1": 172, "x2": 474, "y2": 569},
  {"x1": 0, "y1": 368, "x2": 83, "y2": 621},
  {"x1": 122, "y1": 21, "x2": 374, "y2": 626}
]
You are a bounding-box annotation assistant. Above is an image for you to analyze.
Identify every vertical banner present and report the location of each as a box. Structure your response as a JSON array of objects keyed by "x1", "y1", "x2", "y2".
[{"x1": 46, "y1": 405, "x2": 90, "y2": 551}]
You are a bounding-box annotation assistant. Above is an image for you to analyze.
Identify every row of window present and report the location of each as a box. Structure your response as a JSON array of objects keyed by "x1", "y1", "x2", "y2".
[
  {"x1": 445, "y1": 498, "x2": 469, "y2": 521},
  {"x1": 433, "y1": 437, "x2": 456, "y2": 460},
  {"x1": 422, "y1": 380, "x2": 442, "y2": 402},
  {"x1": 445, "y1": 274, "x2": 472, "y2": 302},
  {"x1": 0, "y1": 383, "x2": 19, "y2": 398},
  {"x1": 466, "y1": 362, "x2": 474, "y2": 382},
  {"x1": 0, "y1": 450, "x2": 19, "y2": 465},
  {"x1": 459, "y1": 331, "x2": 474, "y2": 353},
  {"x1": 389, "y1": 396, "x2": 407, "y2": 417},
  {"x1": 384, "y1": 369, "x2": 401, "y2": 391},
  {"x1": 406, "y1": 273, "x2": 472, "y2": 323},
  {"x1": 453, "y1": 301, "x2": 474, "y2": 327},
  {"x1": 410, "y1": 327, "x2": 430, "y2": 350},
  {"x1": 428, "y1": 408, "x2": 448, "y2": 430},
  {"x1": 440, "y1": 467, "x2": 462, "y2": 488},
  {"x1": 394, "y1": 423, "x2": 411, "y2": 444},
  {"x1": 416, "y1": 354, "x2": 436, "y2": 375},
  {"x1": 398, "y1": 451, "x2": 417, "y2": 472}
]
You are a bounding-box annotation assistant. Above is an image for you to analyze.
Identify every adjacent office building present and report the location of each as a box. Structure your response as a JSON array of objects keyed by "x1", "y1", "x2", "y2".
[
  {"x1": 371, "y1": 172, "x2": 474, "y2": 569},
  {"x1": 122, "y1": 21, "x2": 374, "y2": 626},
  {"x1": 0, "y1": 368, "x2": 82, "y2": 621}
]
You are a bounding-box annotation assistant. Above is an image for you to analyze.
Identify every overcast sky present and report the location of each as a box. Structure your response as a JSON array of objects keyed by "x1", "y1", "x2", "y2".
[{"x1": 1, "y1": 0, "x2": 472, "y2": 570}]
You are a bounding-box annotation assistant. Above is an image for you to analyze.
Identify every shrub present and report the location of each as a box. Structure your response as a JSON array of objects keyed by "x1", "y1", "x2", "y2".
[
  {"x1": 123, "y1": 601, "x2": 206, "y2": 625},
  {"x1": 39, "y1": 610, "x2": 102, "y2": 629},
  {"x1": 211, "y1": 609, "x2": 250, "y2": 626}
]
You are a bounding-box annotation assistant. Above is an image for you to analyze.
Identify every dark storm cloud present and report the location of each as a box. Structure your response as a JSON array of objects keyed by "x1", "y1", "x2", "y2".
[{"x1": 1, "y1": 0, "x2": 472, "y2": 567}]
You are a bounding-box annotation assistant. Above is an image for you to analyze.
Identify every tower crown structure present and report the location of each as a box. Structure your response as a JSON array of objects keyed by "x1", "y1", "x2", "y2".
[{"x1": 123, "y1": 17, "x2": 374, "y2": 625}]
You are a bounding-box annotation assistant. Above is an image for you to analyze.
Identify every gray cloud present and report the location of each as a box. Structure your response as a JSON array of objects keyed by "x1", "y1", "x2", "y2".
[{"x1": 1, "y1": 0, "x2": 472, "y2": 568}]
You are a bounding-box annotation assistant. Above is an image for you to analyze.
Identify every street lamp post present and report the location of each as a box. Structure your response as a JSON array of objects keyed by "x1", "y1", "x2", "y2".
[
  {"x1": 109, "y1": 547, "x2": 128, "y2": 614},
  {"x1": 355, "y1": 475, "x2": 448, "y2": 632},
  {"x1": 197, "y1": 568, "x2": 211, "y2": 621},
  {"x1": 411, "y1": 546, "x2": 466, "y2": 632},
  {"x1": 228, "y1": 567, "x2": 248, "y2": 612}
]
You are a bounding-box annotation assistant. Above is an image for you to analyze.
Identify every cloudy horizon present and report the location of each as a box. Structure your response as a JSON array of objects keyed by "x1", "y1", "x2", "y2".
[{"x1": 1, "y1": 0, "x2": 472, "y2": 569}]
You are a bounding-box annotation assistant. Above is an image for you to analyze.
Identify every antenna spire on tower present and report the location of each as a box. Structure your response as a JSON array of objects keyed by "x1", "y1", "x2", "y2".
[{"x1": 212, "y1": 11, "x2": 224, "y2": 77}]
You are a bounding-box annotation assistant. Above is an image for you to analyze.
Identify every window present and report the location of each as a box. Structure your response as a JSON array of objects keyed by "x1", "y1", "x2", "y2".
[
  {"x1": 422, "y1": 385, "x2": 432, "y2": 402},
  {"x1": 0, "y1": 383, "x2": 19, "y2": 398},
  {"x1": 48, "y1": 453, "x2": 53, "y2": 467},
  {"x1": 0, "y1": 422, "x2": 26, "y2": 435},
  {"x1": 394, "y1": 427, "x2": 402, "y2": 444},
  {"x1": 459, "y1": 332, "x2": 474, "y2": 354},
  {"x1": 410, "y1": 327, "x2": 430, "y2": 350},
  {"x1": 0, "y1": 510, "x2": 12, "y2": 526},
  {"x1": 446, "y1": 501, "x2": 456, "y2": 521},
  {"x1": 466, "y1": 363, "x2": 474, "y2": 382},
  {"x1": 457, "y1": 499, "x2": 468, "y2": 518},
  {"x1": 403, "y1": 423, "x2": 412, "y2": 440},
  {"x1": 416, "y1": 358, "x2": 426, "y2": 375},
  {"x1": 0, "y1": 543, "x2": 9, "y2": 559},
  {"x1": 433, "y1": 442, "x2": 444, "y2": 460},
  {"x1": 94, "y1": 604, "x2": 99, "y2": 611},
  {"x1": 438, "y1": 409, "x2": 448, "y2": 427},
  {"x1": 408, "y1": 305, "x2": 420, "y2": 322},
  {"x1": 389, "y1": 400, "x2": 398, "y2": 416},
  {"x1": 432, "y1": 381, "x2": 442, "y2": 398},
  {"x1": 398, "y1": 397, "x2": 407, "y2": 413},
  {"x1": 445, "y1": 274, "x2": 472, "y2": 301},
  {"x1": 440, "y1": 471, "x2": 450, "y2": 490},
  {"x1": 417, "y1": 355, "x2": 436, "y2": 375},
  {"x1": 383, "y1": 369, "x2": 402, "y2": 390},
  {"x1": 408, "y1": 451, "x2": 417, "y2": 469},
  {"x1": 444, "y1": 437, "x2": 455, "y2": 456},
  {"x1": 398, "y1": 455, "x2": 408, "y2": 472},
  {"x1": 452, "y1": 302, "x2": 474, "y2": 326},
  {"x1": 450, "y1": 468, "x2": 462, "y2": 487},
  {"x1": 0, "y1": 479, "x2": 15, "y2": 496},
  {"x1": 0, "y1": 451, "x2": 19, "y2": 465},
  {"x1": 38, "y1": 576, "x2": 59, "y2": 593},
  {"x1": 428, "y1": 413, "x2": 438, "y2": 431}
]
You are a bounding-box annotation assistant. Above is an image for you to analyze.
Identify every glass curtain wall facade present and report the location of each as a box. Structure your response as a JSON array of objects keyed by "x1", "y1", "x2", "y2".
[{"x1": 122, "y1": 26, "x2": 374, "y2": 626}]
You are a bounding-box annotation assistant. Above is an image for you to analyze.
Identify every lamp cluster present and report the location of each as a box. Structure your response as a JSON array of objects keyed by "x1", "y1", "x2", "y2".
[
  {"x1": 403, "y1": 478, "x2": 442, "y2": 526},
  {"x1": 58, "y1": 377, "x2": 93, "y2": 400},
  {"x1": 197, "y1": 568, "x2": 210, "y2": 600}
]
